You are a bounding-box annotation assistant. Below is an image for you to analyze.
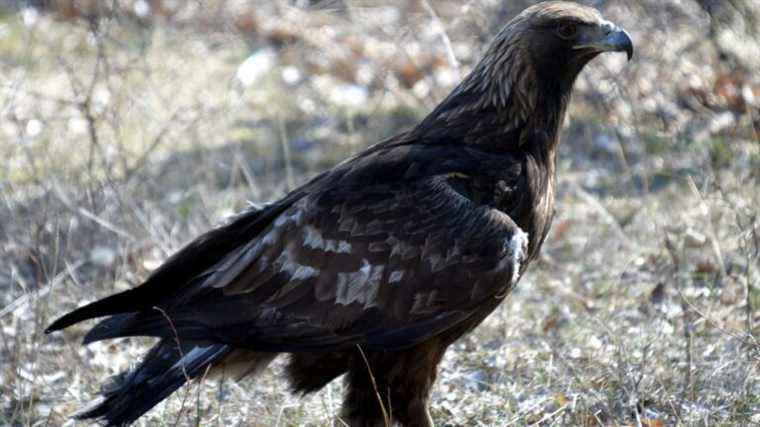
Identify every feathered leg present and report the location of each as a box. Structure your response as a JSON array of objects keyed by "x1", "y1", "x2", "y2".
[{"x1": 342, "y1": 338, "x2": 447, "y2": 427}]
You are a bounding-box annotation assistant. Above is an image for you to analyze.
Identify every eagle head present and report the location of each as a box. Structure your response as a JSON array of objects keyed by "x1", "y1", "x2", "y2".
[
  {"x1": 519, "y1": 2, "x2": 633, "y2": 81},
  {"x1": 500, "y1": 1, "x2": 634, "y2": 90}
]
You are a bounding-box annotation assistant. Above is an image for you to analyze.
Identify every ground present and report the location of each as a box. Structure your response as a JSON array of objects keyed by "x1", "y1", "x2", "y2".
[{"x1": 1, "y1": 1, "x2": 759, "y2": 426}]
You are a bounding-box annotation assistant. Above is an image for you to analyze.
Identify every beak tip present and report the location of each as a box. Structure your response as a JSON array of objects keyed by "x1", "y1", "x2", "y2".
[
  {"x1": 625, "y1": 45, "x2": 634, "y2": 62},
  {"x1": 620, "y1": 29, "x2": 634, "y2": 61}
]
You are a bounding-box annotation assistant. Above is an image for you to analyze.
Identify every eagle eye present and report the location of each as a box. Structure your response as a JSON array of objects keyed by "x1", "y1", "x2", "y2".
[{"x1": 556, "y1": 23, "x2": 578, "y2": 40}]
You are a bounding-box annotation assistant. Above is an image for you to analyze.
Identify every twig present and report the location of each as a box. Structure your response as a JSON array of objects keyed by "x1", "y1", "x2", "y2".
[
  {"x1": 745, "y1": 248, "x2": 755, "y2": 362},
  {"x1": 572, "y1": 184, "x2": 632, "y2": 247},
  {"x1": 52, "y1": 184, "x2": 134, "y2": 241},
  {"x1": 216, "y1": 362, "x2": 227, "y2": 427},
  {"x1": 153, "y1": 306, "x2": 194, "y2": 427},
  {"x1": 736, "y1": 211, "x2": 759, "y2": 362},
  {"x1": 504, "y1": 395, "x2": 550, "y2": 426},
  {"x1": 747, "y1": 101, "x2": 759, "y2": 143},
  {"x1": 275, "y1": 404, "x2": 299, "y2": 427},
  {"x1": 277, "y1": 113, "x2": 295, "y2": 192},
  {"x1": 152, "y1": 306, "x2": 190, "y2": 382},
  {"x1": 634, "y1": 405, "x2": 643, "y2": 427},
  {"x1": 681, "y1": 296, "x2": 695, "y2": 401},
  {"x1": 596, "y1": 61, "x2": 648, "y2": 196},
  {"x1": 676, "y1": 287, "x2": 760, "y2": 353},
  {"x1": 686, "y1": 175, "x2": 726, "y2": 277},
  {"x1": 174, "y1": 379, "x2": 192, "y2": 427},
  {"x1": 0, "y1": 260, "x2": 84, "y2": 319},
  {"x1": 196, "y1": 364, "x2": 212, "y2": 426},
  {"x1": 420, "y1": 0, "x2": 460, "y2": 75},
  {"x1": 122, "y1": 106, "x2": 201, "y2": 183},
  {"x1": 529, "y1": 403, "x2": 568, "y2": 426},
  {"x1": 355, "y1": 344, "x2": 391, "y2": 426}
]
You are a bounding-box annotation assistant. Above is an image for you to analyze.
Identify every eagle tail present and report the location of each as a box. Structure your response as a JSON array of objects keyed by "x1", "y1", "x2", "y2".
[{"x1": 75, "y1": 339, "x2": 231, "y2": 426}]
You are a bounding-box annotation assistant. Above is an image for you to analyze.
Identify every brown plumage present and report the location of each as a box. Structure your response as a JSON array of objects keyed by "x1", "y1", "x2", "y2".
[{"x1": 46, "y1": 2, "x2": 633, "y2": 426}]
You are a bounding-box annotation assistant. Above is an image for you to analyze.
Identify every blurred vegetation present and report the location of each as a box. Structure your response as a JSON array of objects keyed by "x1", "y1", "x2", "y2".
[{"x1": 1, "y1": 0, "x2": 758, "y2": 426}]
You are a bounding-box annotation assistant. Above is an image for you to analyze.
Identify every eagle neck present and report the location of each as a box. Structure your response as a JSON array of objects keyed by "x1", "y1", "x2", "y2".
[{"x1": 412, "y1": 31, "x2": 572, "y2": 160}]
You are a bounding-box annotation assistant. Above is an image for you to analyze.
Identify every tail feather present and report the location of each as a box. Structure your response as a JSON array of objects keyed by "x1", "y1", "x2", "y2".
[
  {"x1": 82, "y1": 312, "x2": 186, "y2": 345},
  {"x1": 82, "y1": 310, "x2": 217, "y2": 345},
  {"x1": 76, "y1": 339, "x2": 231, "y2": 426},
  {"x1": 82, "y1": 313, "x2": 141, "y2": 345}
]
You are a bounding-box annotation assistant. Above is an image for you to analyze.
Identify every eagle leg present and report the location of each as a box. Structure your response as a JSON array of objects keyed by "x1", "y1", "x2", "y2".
[{"x1": 341, "y1": 339, "x2": 446, "y2": 427}]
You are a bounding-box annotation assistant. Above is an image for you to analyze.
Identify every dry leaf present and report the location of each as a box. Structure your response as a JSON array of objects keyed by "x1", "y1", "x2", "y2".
[
  {"x1": 554, "y1": 393, "x2": 569, "y2": 407},
  {"x1": 543, "y1": 314, "x2": 560, "y2": 333},
  {"x1": 695, "y1": 259, "x2": 718, "y2": 275},
  {"x1": 642, "y1": 418, "x2": 665, "y2": 427}
]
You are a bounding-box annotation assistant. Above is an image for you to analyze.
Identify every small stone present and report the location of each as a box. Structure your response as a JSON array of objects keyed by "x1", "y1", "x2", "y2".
[
  {"x1": 683, "y1": 229, "x2": 707, "y2": 248},
  {"x1": 464, "y1": 370, "x2": 489, "y2": 391},
  {"x1": 90, "y1": 246, "x2": 116, "y2": 267}
]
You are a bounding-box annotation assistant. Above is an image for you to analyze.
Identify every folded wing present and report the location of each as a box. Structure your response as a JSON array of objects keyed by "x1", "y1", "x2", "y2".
[{"x1": 80, "y1": 146, "x2": 527, "y2": 352}]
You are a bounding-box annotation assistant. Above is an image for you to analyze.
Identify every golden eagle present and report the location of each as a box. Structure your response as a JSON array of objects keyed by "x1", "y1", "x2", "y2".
[{"x1": 46, "y1": 2, "x2": 633, "y2": 426}]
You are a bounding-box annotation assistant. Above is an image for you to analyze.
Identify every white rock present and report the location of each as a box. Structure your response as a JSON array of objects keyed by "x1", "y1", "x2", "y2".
[
  {"x1": 22, "y1": 8, "x2": 39, "y2": 27},
  {"x1": 90, "y1": 246, "x2": 116, "y2": 267},
  {"x1": 236, "y1": 49, "x2": 276, "y2": 87},
  {"x1": 329, "y1": 84, "x2": 368, "y2": 108},
  {"x1": 281, "y1": 66, "x2": 301, "y2": 85},
  {"x1": 133, "y1": 0, "x2": 150, "y2": 17},
  {"x1": 25, "y1": 119, "x2": 42, "y2": 137}
]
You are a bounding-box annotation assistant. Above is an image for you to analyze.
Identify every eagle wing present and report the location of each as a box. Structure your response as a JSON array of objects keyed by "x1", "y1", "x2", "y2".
[{"x1": 81, "y1": 144, "x2": 529, "y2": 352}]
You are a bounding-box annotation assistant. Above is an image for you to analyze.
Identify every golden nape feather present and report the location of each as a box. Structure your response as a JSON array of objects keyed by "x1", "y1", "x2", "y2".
[{"x1": 46, "y1": 2, "x2": 632, "y2": 426}]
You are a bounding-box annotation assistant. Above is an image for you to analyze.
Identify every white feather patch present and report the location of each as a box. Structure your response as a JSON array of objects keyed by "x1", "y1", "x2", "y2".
[
  {"x1": 337, "y1": 241, "x2": 352, "y2": 253},
  {"x1": 335, "y1": 259, "x2": 383, "y2": 307},
  {"x1": 274, "y1": 205, "x2": 304, "y2": 227},
  {"x1": 303, "y1": 225, "x2": 325, "y2": 250},
  {"x1": 388, "y1": 270, "x2": 404, "y2": 284},
  {"x1": 274, "y1": 250, "x2": 300, "y2": 276},
  {"x1": 292, "y1": 265, "x2": 318, "y2": 280},
  {"x1": 506, "y1": 230, "x2": 529, "y2": 284}
]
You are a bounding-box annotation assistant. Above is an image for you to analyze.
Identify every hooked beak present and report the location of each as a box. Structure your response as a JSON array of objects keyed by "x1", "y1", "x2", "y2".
[{"x1": 574, "y1": 23, "x2": 634, "y2": 61}]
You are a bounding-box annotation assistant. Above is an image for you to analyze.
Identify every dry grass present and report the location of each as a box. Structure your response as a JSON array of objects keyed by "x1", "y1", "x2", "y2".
[{"x1": 1, "y1": 1, "x2": 759, "y2": 426}]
